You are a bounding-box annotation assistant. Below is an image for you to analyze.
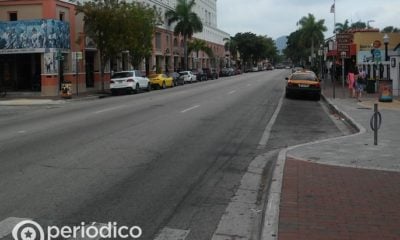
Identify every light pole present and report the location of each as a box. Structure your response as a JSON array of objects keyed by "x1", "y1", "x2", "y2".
[
  {"x1": 341, "y1": 51, "x2": 346, "y2": 91},
  {"x1": 328, "y1": 39, "x2": 335, "y2": 99},
  {"x1": 383, "y1": 34, "x2": 389, "y2": 61},
  {"x1": 383, "y1": 34, "x2": 390, "y2": 80}
]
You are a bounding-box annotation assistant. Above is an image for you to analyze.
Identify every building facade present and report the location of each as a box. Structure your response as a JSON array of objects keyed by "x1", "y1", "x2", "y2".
[{"x1": 0, "y1": 0, "x2": 229, "y2": 96}]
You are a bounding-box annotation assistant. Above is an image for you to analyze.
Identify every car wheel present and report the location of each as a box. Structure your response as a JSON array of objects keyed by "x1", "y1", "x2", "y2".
[
  {"x1": 146, "y1": 83, "x2": 151, "y2": 92},
  {"x1": 135, "y1": 83, "x2": 140, "y2": 94}
]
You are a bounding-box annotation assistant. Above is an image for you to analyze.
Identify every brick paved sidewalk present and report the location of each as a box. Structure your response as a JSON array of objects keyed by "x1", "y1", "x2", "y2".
[{"x1": 278, "y1": 158, "x2": 400, "y2": 240}]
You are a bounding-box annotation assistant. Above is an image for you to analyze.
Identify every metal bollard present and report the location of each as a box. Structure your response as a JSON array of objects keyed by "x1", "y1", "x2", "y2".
[{"x1": 369, "y1": 103, "x2": 382, "y2": 145}]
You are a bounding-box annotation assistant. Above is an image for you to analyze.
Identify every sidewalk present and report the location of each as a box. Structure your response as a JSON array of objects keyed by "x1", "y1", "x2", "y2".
[
  {"x1": 0, "y1": 92, "x2": 110, "y2": 106},
  {"x1": 269, "y1": 78, "x2": 400, "y2": 239}
]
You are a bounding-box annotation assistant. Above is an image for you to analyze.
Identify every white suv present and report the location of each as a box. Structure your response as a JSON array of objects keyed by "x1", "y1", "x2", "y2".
[
  {"x1": 110, "y1": 70, "x2": 151, "y2": 95},
  {"x1": 178, "y1": 71, "x2": 197, "y2": 83}
]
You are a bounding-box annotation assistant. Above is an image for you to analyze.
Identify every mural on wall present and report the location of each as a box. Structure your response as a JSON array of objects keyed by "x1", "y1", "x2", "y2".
[
  {"x1": 44, "y1": 52, "x2": 58, "y2": 74},
  {"x1": 0, "y1": 19, "x2": 70, "y2": 54}
]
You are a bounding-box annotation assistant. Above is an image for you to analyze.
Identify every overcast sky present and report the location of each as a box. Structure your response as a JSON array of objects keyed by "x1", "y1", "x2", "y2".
[{"x1": 216, "y1": 0, "x2": 400, "y2": 40}]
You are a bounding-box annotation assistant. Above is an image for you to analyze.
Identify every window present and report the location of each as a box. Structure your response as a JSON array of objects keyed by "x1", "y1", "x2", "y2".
[
  {"x1": 155, "y1": 33, "x2": 162, "y2": 50},
  {"x1": 59, "y1": 12, "x2": 65, "y2": 21},
  {"x1": 9, "y1": 12, "x2": 17, "y2": 21}
]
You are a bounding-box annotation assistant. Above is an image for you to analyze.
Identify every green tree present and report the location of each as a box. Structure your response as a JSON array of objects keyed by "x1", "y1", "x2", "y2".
[
  {"x1": 166, "y1": 0, "x2": 203, "y2": 70},
  {"x1": 298, "y1": 13, "x2": 327, "y2": 66},
  {"x1": 122, "y1": 2, "x2": 160, "y2": 69},
  {"x1": 188, "y1": 39, "x2": 213, "y2": 69},
  {"x1": 335, "y1": 19, "x2": 350, "y2": 33},
  {"x1": 284, "y1": 30, "x2": 308, "y2": 65},
  {"x1": 223, "y1": 37, "x2": 238, "y2": 64},
  {"x1": 351, "y1": 21, "x2": 367, "y2": 29},
  {"x1": 233, "y1": 32, "x2": 277, "y2": 69},
  {"x1": 382, "y1": 26, "x2": 400, "y2": 33},
  {"x1": 77, "y1": 0, "x2": 123, "y2": 92}
]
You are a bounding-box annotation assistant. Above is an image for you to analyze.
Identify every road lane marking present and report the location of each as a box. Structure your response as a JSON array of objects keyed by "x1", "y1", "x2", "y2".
[
  {"x1": 227, "y1": 90, "x2": 236, "y2": 95},
  {"x1": 154, "y1": 227, "x2": 190, "y2": 240},
  {"x1": 93, "y1": 105, "x2": 125, "y2": 114},
  {"x1": 247, "y1": 84, "x2": 252, "y2": 87},
  {"x1": 0, "y1": 217, "x2": 31, "y2": 238},
  {"x1": 180, "y1": 105, "x2": 200, "y2": 113},
  {"x1": 17, "y1": 130, "x2": 27, "y2": 134},
  {"x1": 257, "y1": 92, "x2": 284, "y2": 149}
]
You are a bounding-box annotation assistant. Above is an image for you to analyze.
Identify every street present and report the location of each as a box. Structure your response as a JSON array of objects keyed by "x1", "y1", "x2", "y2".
[{"x1": 0, "y1": 70, "x2": 346, "y2": 240}]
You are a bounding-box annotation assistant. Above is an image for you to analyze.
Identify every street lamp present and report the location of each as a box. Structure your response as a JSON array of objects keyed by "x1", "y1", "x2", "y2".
[
  {"x1": 341, "y1": 51, "x2": 346, "y2": 91},
  {"x1": 383, "y1": 33, "x2": 389, "y2": 61}
]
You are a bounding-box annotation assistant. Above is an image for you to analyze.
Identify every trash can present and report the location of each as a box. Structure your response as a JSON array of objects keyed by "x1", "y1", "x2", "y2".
[
  {"x1": 61, "y1": 81, "x2": 72, "y2": 99},
  {"x1": 378, "y1": 79, "x2": 393, "y2": 102},
  {"x1": 366, "y1": 79, "x2": 376, "y2": 93}
]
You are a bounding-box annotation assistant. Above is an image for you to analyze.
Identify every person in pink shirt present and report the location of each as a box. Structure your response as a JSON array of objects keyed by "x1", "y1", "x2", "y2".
[{"x1": 347, "y1": 69, "x2": 356, "y2": 98}]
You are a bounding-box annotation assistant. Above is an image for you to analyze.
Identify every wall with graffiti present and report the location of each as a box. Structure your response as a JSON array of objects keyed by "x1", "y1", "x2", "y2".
[{"x1": 0, "y1": 19, "x2": 70, "y2": 53}]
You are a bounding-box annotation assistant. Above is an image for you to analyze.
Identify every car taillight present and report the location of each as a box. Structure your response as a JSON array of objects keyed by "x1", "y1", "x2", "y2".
[
  {"x1": 110, "y1": 80, "x2": 115, "y2": 84},
  {"x1": 126, "y1": 79, "x2": 134, "y2": 82}
]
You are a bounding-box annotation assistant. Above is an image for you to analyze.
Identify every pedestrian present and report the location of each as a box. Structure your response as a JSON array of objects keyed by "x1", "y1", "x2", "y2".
[
  {"x1": 347, "y1": 68, "x2": 356, "y2": 98},
  {"x1": 356, "y1": 67, "x2": 366, "y2": 101}
]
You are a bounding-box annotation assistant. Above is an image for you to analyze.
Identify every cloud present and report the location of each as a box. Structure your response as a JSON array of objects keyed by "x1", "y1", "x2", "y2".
[{"x1": 217, "y1": 0, "x2": 400, "y2": 39}]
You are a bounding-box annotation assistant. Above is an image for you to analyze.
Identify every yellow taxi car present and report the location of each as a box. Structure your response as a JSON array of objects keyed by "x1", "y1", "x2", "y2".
[
  {"x1": 148, "y1": 74, "x2": 174, "y2": 89},
  {"x1": 285, "y1": 70, "x2": 321, "y2": 100}
]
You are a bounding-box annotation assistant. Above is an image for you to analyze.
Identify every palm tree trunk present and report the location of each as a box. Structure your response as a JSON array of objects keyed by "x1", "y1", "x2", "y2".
[
  {"x1": 311, "y1": 38, "x2": 314, "y2": 66},
  {"x1": 184, "y1": 35, "x2": 188, "y2": 70}
]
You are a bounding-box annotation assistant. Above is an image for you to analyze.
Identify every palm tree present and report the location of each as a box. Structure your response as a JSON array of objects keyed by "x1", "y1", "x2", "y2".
[
  {"x1": 188, "y1": 39, "x2": 213, "y2": 69},
  {"x1": 223, "y1": 37, "x2": 238, "y2": 67},
  {"x1": 166, "y1": 0, "x2": 203, "y2": 70},
  {"x1": 335, "y1": 19, "x2": 350, "y2": 33},
  {"x1": 298, "y1": 13, "x2": 327, "y2": 66}
]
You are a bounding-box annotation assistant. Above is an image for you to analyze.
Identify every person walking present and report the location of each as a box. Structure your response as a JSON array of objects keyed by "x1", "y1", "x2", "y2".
[
  {"x1": 347, "y1": 68, "x2": 356, "y2": 98},
  {"x1": 356, "y1": 67, "x2": 366, "y2": 101}
]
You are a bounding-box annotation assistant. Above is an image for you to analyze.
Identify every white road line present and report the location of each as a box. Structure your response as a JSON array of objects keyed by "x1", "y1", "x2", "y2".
[
  {"x1": 93, "y1": 105, "x2": 125, "y2": 114},
  {"x1": 154, "y1": 227, "x2": 190, "y2": 240},
  {"x1": 180, "y1": 105, "x2": 200, "y2": 113},
  {"x1": 0, "y1": 217, "x2": 31, "y2": 238},
  {"x1": 17, "y1": 130, "x2": 27, "y2": 134},
  {"x1": 247, "y1": 84, "x2": 252, "y2": 87},
  {"x1": 227, "y1": 90, "x2": 236, "y2": 95}
]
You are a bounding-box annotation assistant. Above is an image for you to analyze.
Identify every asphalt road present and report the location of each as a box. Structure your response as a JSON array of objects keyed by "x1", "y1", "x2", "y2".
[{"x1": 0, "y1": 70, "x2": 345, "y2": 240}]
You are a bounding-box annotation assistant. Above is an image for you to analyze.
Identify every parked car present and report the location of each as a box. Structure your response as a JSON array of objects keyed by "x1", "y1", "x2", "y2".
[
  {"x1": 110, "y1": 70, "x2": 150, "y2": 95},
  {"x1": 202, "y1": 68, "x2": 219, "y2": 79},
  {"x1": 178, "y1": 71, "x2": 196, "y2": 83},
  {"x1": 252, "y1": 66, "x2": 258, "y2": 72},
  {"x1": 292, "y1": 66, "x2": 304, "y2": 73},
  {"x1": 148, "y1": 73, "x2": 174, "y2": 89},
  {"x1": 191, "y1": 69, "x2": 207, "y2": 81},
  {"x1": 285, "y1": 70, "x2": 321, "y2": 100},
  {"x1": 234, "y1": 68, "x2": 242, "y2": 75},
  {"x1": 220, "y1": 67, "x2": 234, "y2": 77},
  {"x1": 168, "y1": 72, "x2": 181, "y2": 85}
]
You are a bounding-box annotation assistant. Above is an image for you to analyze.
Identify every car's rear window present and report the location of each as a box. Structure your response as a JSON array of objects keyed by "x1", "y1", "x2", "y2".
[
  {"x1": 112, "y1": 72, "x2": 133, "y2": 78},
  {"x1": 291, "y1": 73, "x2": 317, "y2": 81},
  {"x1": 179, "y1": 72, "x2": 188, "y2": 75}
]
